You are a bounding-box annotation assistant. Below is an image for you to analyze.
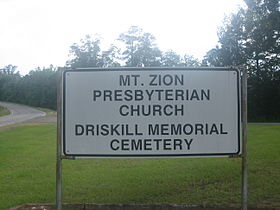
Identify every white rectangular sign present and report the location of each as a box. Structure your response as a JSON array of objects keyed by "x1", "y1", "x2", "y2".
[{"x1": 62, "y1": 68, "x2": 240, "y2": 157}]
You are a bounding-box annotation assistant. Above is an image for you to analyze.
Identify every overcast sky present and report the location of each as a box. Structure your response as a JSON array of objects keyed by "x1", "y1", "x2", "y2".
[{"x1": 0, "y1": 0, "x2": 245, "y2": 75}]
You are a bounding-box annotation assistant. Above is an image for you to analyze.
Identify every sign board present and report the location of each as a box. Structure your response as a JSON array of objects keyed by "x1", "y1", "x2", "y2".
[{"x1": 62, "y1": 68, "x2": 240, "y2": 157}]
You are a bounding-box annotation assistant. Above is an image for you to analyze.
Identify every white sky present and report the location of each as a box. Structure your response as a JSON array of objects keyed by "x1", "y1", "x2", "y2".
[{"x1": 0, "y1": 0, "x2": 245, "y2": 75}]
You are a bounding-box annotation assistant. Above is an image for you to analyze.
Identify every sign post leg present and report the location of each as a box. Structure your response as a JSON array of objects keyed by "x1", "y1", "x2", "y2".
[
  {"x1": 56, "y1": 69, "x2": 63, "y2": 210},
  {"x1": 56, "y1": 150, "x2": 62, "y2": 210},
  {"x1": 241, "y1": 68, "x2": 248, "y2": 210}
]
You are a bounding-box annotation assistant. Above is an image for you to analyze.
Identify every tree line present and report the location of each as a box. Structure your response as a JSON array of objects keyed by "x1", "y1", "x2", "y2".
[
  {"x1": 204, "y1": 0, "x2": 280, "y2": 121},
  {"x1": 0, "y1": 65, "x2": 58, "y2": 110},
  {"x1": 0, "y1": 0, "x2": 279, "y2": 121},
  {"x1": 0, "y1": 27, "x2": 201, "y2": 111}
]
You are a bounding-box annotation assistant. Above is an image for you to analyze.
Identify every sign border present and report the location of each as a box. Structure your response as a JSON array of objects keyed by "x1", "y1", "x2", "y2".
[{"x1": 62, "y1": 67, "x2": 241, "y2": 157}]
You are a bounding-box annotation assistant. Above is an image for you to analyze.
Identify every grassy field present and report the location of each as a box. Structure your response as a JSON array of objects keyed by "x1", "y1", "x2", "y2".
[
  {"x1": 0, "y1": 105, "x2": 10, "y2": 117},
  {"x1": 0, "y1": 123, "x2": 279, "y2": 209}
]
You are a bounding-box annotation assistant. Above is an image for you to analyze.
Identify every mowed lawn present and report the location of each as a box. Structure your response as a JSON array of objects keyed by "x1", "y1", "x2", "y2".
[{"x1": 0, "y1": 123, "x2": 279, "y2": 209}]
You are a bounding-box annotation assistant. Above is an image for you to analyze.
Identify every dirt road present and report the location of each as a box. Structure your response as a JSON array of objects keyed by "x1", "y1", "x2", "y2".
[{"x1": 0, "y1": 102, "x2": 46, "y2": 127}]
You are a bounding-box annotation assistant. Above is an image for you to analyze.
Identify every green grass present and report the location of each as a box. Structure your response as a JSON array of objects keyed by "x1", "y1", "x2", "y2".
[
  {"x1": 0, "y1": 124, "x2": 279, "y2": 209},
  {"x1": 0, "y1": 105, "x2": 10, "y2": 117}
]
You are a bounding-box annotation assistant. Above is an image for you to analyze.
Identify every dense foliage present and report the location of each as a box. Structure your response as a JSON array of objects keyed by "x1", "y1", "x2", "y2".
[
  {"x1": 204, "y1": 0, "x2": 280, "y2": 121},
  {"x1": 67, "y1": 26, "x2": 200, "y2": 68},
  {"x1": 0, "y1": 0, "x2": 279, "y2": 121},
  {"x1": 0, "y1": 65, "x2": 58, "y2": 110}
]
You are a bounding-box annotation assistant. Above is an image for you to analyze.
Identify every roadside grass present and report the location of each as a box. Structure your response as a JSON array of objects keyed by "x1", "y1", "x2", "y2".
[
  {"x1": 0, "y1": 105, "x2": 10, "y2": 117},
  {"x1": 0, "y1": 124, "x2": 279, "y2": 209}
]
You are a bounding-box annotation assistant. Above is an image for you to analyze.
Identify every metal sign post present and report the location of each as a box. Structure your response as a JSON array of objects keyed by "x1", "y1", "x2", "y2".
[
  {"x1": 56, "y1": 69, "x2": 63, "y2": 210},
  {"x1": 241, "y1": 67, "x2": 248, "y2": 210}
]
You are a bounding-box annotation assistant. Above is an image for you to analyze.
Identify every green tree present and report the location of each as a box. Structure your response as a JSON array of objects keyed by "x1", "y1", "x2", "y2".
[
  {"x1": 203, "y1": 9, "x2": 247, "y2": 66},
  {"x1": 0, "y1": 65, "x2": 21, "y2": 101},
  {"x1": 101, "y1": 45, "x2": 121, "y2": 67},
  {"x1": 0, "y1": 65, "x2": 58, "y2": 110},
  {"x1": 205, "y1": 0, "x2": 279, "y2": 73},
  {"x1": 0, "y1": 64, "x2": 19, "y2": 75},
  {"x1": 118, "y1": 26, "x2": 162, "y2": 67},
  {"x1": 161, "y1": 50, "x2": 181, "y2": 67},
  {"x1": 182, "y1": 54, "x2": 201, "y2": 67},
  {"x1": 22, "y1": 66, "x2": 58, "y2": 109},
  {"x1": 204, "y1": 0, "x2": 280, "y2": 121},
  {"x1": 67, "y1": 35, "x2": 103, "y2": 68},
  {"x1": 67, "y1": 35, "x2": 120, "y2": 68},
  {"x1": 161, "y1": 51, "x2": 201, "y2": 67}
]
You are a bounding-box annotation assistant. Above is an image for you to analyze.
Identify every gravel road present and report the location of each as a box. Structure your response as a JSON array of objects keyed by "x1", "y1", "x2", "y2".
[{"x1": 0, "y1": 102, "x2": 46, "y2": 127}]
